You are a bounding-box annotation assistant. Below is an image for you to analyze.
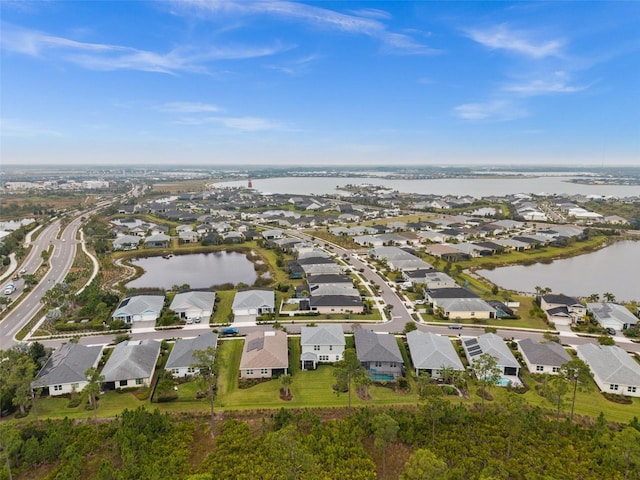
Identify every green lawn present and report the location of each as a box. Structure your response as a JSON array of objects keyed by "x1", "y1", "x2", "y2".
[{"x1": 211, "y1": 290, "x2": 235, "y2": 324}]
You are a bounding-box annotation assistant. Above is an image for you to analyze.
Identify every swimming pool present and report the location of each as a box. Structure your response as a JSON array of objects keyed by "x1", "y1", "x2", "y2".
[{"x1": 495, "y1": 378, "x2": 512, "y2": 387}]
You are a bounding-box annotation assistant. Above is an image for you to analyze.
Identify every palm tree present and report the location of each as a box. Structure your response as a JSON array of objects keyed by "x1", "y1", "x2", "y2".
[
  {"x1": 84, "y1": 367, "x2": 104, "y2": 425},
  {"x1": 280, "y1": 373, "x2": 292, "y2": 397},
  {"x1": 588, "y1": 293, "x2": 600, "y2": 303},
  {"x1": 603, "y1": 292, "x2": 616, "y2": 303}
]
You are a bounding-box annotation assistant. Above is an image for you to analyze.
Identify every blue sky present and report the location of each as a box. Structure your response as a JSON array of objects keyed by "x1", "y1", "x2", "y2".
[{"x1": 1, "y1": 1, "x2": 639, "y2": 166}]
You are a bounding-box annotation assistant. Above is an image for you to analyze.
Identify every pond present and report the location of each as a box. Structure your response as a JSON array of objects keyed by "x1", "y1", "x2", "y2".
[
  {"x1": 126, "y1": 251, "x2": 257, "y2": 289},
  {"x1": 477, "y1": 240, "x2": 640, "y2": 302}
]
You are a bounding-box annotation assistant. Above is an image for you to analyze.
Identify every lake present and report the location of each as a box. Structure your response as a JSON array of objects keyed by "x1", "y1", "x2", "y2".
[
  {"x1": 221, "y1": 176, "x2": 640, "y2": 198},
  {"x1": 477, "y1": 240, "x2": 640, "y2": 302},
  {"x1": 126, "y1": 252, "x2": 257, "y2": 289}
]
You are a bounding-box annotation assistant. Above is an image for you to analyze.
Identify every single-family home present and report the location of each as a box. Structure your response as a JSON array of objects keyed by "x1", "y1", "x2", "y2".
[
  {"x1": 423, "y1": 271, "x2": 458, "y2": 290},
  {"x1": 517, "y1": 338, "x2": 571, "y2": 375},
  {"x1": 101, "y1": 340, "x2": 161, "y2": 389},
  {"x1": 239, "y1": 330, "x2": 289, "y2": 379},
  {"x1": 143, "y1": 233, "x2": 171, "y2": 248},
  {"x1": 463, "y1": 333, "x2": 520, "y2": 380},
  {"x1": 31, "y1": 343, "x2": 103, "y2": 396},
  {"x1": 406, "y1": 331, "x2": 464, "y2": 379},
  {"x1": 309, "y1": 295, "x2": 365, "y2": 314},
  {"x1": 165, "y1": 332, "x2": 218, "y2": 377},
  {"x1": 261, "y1": 229, "x2": 285, "y2": 241},
  {"x1": 540, "y1": 294, "x2": 586, "y2": 326},
  {"x1": 436, "y1": 297, "x2": 497, "y2": 319},
  {"x1": 112, "y1": 295, "x2": 164, "y2": 323},
  {"x1": 170, "y1": 290, "x2": 216, "y2": 323},
  {"x1": 232, "y1": 289, "x2": 275, "y2": 317},
  {"x1": 112, "y1": 235, "x2": 142, "y2": 251},
  {"x1": 576, "y1": 344, "x2": 640, "y2": 397},
  {"x1": 586, "y1": 302, "x2": 638, "y2": 332},
  {"x1": 300, "y1": 324, "x2": 346, "y2": 370},
  {"x1": 354, "y1": 329, "x2": 404, "y2": 381}
]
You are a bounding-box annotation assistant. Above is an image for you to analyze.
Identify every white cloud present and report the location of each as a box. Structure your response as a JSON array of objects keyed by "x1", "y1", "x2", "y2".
[
  {"x1": 265, "y1": 54, "x2": 321, "y2": 75},
  {"x1": 453, "y1": 100, "x2": 527, "y2": 121},
  {"x1": 503, "y1": 72, "x2": 589, "y2": 96},
  {"x1": 465, "y1": 24, "x2": 564, "y2": 59},
  {"x1": 158, "y1": 102, "x2": 222, "y2": 113},
  {"x1": 0, "y1": 118, "x2": 62, "y2": 137},
  {"x1": 0, "y1": 23, "x2": 286, "y2": 74},
  {"x1": 172, "y1": 115, "x2": 281, "y2": 131},
  {"x1": 175, "y1": 0, "x2": 439, "y2": 55}
]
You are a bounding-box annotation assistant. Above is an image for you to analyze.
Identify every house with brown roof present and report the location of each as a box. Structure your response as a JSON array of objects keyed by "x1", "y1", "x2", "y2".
[{"x1": 239, "y1": 330, "x2": 289, "y2": 379}]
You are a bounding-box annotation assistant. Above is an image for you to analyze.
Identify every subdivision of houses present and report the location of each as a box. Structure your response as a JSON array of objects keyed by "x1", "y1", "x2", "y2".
[
  {"x1": 517, "y1": 338, "x2": 571, "y2": 375},
  {"x1": 165, "y1": 332, "x2": 218, "y2": 377},
  {"x1": 31, "y1": 343, "x2": 103, "y2": 396},
  {"x1": 239, "y1": 330, "x2": 289, "y2": 379},
  {"x1": 354, "y1": 328, "x2": 404, "y2": 381},
  {"x1": 300, "y1": 324, "x2": 346, "y2": 370},
  {"x1": 576, "y1": 344, "x2": 640, "y2": 398},
  {"x1": 406, "y1": 330, "x2": 464, "y2": 379},
  {"x1": 101, "y1": 340, "x2": 161, "y2": 389}
]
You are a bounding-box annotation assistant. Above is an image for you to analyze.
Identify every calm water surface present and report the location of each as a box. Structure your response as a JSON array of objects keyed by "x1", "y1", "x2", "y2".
[
  {"x1": 127, "y1": 252, "x2": 257, "y2": 289},
  {"x1": 477, "y1": 241, "x2": 640, "y2": 302},
  {"x1": 221, "y1": 176, "x2": 640, "y2": 198}
]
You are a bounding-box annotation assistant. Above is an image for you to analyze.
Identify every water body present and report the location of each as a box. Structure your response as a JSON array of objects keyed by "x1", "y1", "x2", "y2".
[
  {"x1": 222, "y1": 176, "x2": 640, "y2": 198},
  {"x1": 477, "y1": 241, "x2": 640, "y2": 302},
  {"x1": 126, "y1": 252, "x2": 257, "y2": 289}
]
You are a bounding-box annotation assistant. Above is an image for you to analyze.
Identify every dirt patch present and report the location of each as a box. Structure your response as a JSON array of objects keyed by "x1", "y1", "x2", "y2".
[
  {"x1": 362, "y1": 437, "x2": 412, "y2": 480},
  {"x1": 279, "y1": 388, "x2": 293, "y2": 401}
]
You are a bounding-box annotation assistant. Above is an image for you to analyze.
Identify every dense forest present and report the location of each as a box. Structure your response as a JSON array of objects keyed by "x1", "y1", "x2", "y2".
[{"x1": 2, "y1": 401, "x2": 639, "y2": 480}]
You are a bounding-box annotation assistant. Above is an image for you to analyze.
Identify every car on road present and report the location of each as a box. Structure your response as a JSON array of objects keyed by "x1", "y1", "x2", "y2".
[
  {"x1": 4, "y1": 284, "x2": 16, "y2": 295},
  {"x1": 606, "y1": 327, "x2": 616, "y2": 335},
  {"x1": 448, "y1": 323, "x2": 463, "y2": 330},
  {"x1": 220, "y1": 327, "x2": 239, "y2": 335},
  {"x1": 19, "y1": 268, "x2": 27, "y2": 274}
]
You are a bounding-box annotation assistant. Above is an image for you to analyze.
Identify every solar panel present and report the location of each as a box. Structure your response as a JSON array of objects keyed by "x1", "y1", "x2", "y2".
[
  {"x1": 470, "y1": 350, "x2": 482, "y2": 357},
  {"x1": 468, "y1": 346, "x2": 482, "y2": 353},
  {"x1": 464, "y1": 339, "x2": 478, "y2": 347}
]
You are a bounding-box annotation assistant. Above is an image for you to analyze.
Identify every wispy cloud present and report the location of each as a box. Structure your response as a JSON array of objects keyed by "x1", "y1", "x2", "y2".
[
  {"x1": 265, "y1": 54, "x2": 320, "y2": 75},
  {"x1": 465, "y1": 24, "x2": 564, "y2": 58},
  {"x1": 0, "y1": 118, "x2": 62, "y2": 137},
  {"x1": 453, "y1": 100, "x2": 527, "y2": 121},
  {"x1": 172, "y1": 115, "x2": 282, "y2": 131},
  {"x1": 503, "y1": 71, "x2": 590, "y2": 96},
  {"x1": 158, "y1": 102, "x2": 222, "y2": 113},
  {"x1": 0, "y1": 23, "x2": 287, "y2": 74},
  {"x1": 174, "y1": 0, "x2": 440, "y2": 55}
]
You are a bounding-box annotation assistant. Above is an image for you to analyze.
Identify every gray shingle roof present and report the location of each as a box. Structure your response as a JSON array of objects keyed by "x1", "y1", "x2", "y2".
[
  {"x1": 518, "y1": 338, "x2": 570, "y2": 367},
  {"x1": 101, "y1": 340, "x2": 161, "y2": 382},
  {"x1": 113, "y1": 295, "x2": 164, "y2": 317},
  {"x1": 354, "y1": 329, "x2": 403, "y2": 364},
  {"x1": 463, "y1": 333, "x2": 520, "y2": 368},
  {"x1": 32, "y1": 343, "x2": 102, "y2": 388},
  {"x1": 170, "y1": 291, "x2": 216, "y2": 313},
  {"x1": 438, "y1": 297, "x2": 497, "y2": 314},
  {"x1": 301, "y1": 325, "x2": 345, "y2": 347},
  {"x1": 165, "y1": 332, "x2": 218, "y2": 370},
  {"x1": 239, "y1": 331, "x2": 288, "y2": 370},
  {"x1": 232, "y1": 289, "x2": 274, "y2": 311},
  {"x1": 577, "y1": 344, "x2": 640, "y2": 386},
  {"x1": 587, "y1": 303, "x2": 638, "y2": 328},
  {"x1": 406, "y1": 331, "x2": 464, "y2": 371}
]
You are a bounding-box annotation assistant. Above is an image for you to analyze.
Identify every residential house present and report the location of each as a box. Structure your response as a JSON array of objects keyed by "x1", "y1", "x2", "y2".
[
  {"x1": 540, "y1": 294, "x2": 586, "y2": 326},
  {"x1": 143, "y1": 233, "x2": 171, "y2": 248},
  {"x1": 261, "y1": 229, "x2": 284, "y2": 240},
  {"x1": 406, "y1": 331, "x2": 464, "y2": 379},
  {"x1": 232, "y1": 289, "x2": 275, "y2": 317},
  {"x1": 165, "y1": 332, "x2": 218, "y2": 377},
  {"x1": 517, "y1": 338, "x2": 570, "y2": 375},
  {"x1": 436, "y1": 297, "x2": 497, "y2": 320},
  {"x1": 170, "y1": 291, "x2": 216, "y2": 323},
  {"x1": 101, "y1": 340, "x2": 161, "y2": 389},
  {"x1": 576, "y1": 344, "x2": 640, "y2": 397},
  {"x1": 354, "y1": 329, "x2": 404, "y2": 380},
  {"x1": 586, "y1": 302, "x2": 638, "y2": 332},
  {"x1": 113, "y1": 235, "x2": 141, "y2": 251},
  {"x1": 112, "y1": 295, "x2": 164, "y2": 323},
  {"x1": 309, "y1": 295, "x2": 365, "y2": 314},
  {"x1": 239, "y1": 330, "x2": 289, "y2": 379},
  {"x1": 463, "y1": 333, "x2": 520, "y2": 379},
  {"x1": 32, "y1": 343, "x2": 102, "y2": 396},
  {"x1": 423, "y1": 271, "x2": 458, "y2": 290},
  {"x1": 300, "y1": 324, "x2": 345, "y2": 370}
]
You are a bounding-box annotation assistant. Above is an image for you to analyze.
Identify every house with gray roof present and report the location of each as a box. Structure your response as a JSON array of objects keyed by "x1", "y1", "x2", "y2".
[
  {"x1": 32, "y1": 343, "x2": 102, "y2": 396},
  {"x1": 354, "y1": 329, "x2": 404, "y2": 380},
  {"x1": 463, "y1": 333, "x2": 520, "y2": 379},
  {"x1": 436, "y1": 297, "x2": 497, "y2": 320},
  {"x1": 309, "y1": 295, "x2": 364, "y2": 314},
  {"x1": 143, "y1": 233, "x2": 170, "y2": 248},
  {"x1": 239, "y1": 330, "x2": 288, "y2": 379},
  {"x1": 165, "y1": 332, "x2": 218, "y2": 377},
  {"x1": 112, "y1": 295, "x2": 164, "y2": 323},
  {"x1": 586, "y1": 303, "x2": 638, "y2": 332},
  {"x1": 517, "y1": 338, "x2": 571, "y2": 375},
  {"x1": 406, "y1": 331, "x2": 463, "y2": 379},
  {"x1": 423, "y1": 271, "x2": 458, "y2": 290},
  {"x1": 540, "y1": 294, "x2": 586, "y2": 326},
  {"x1": 232, "y1": 289, "x2": 275, "y2": 317},
  {"x1": 300, "y1": 325, "x2": 345, "y2": 370},
  {"x1": 576, "y1": 344, "x2": 640, "y2": 398},
  {"x1": 101, "y1": 340, "x2": 161, "y2": 389},
  {"x1": 113, "y1": 235, "x2": 142, "y2": 251},
  {"x1": 170, "y1": 291, "x2": 216, "y2": 323}
]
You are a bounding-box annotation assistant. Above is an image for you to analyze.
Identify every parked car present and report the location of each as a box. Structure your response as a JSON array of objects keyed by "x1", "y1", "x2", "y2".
[
  {"x1": 220, "y1": 327, "x2": 239, "y2": 335},
  {"x1": 606, "y1": 327, "x2": 616, "y2": 335},
  {"x1": 448, "y1": 323, "x2": 462, "y2": 330}
]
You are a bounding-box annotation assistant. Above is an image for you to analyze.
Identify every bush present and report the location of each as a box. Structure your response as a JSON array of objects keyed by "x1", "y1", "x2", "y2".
[
  {"x1": 67, "y1": 397, "x2": 82, "y2": 408},
  {"x1": 602, "y1": 392, "x2": 633, "y2": 404}
]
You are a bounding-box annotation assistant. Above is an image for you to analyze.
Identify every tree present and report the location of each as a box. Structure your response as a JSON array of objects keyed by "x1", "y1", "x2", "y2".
[
  {"x1": 353, "y1": 367, "x2": 372, "y2": 399},
  {"x1": 610, "y1": 427, "x2": 640, "y2": 480},
  {"x1": 544, "y1": 374, "x2": 569, "y2": 429},
  {"x1": 0, "y1": 424, "x2": 22, "y2": 480},
  {"x1": 193, "y1": 346, "x2": 222, "y2": 437},
  {"x1": 559, "y1": 359, "x2": 591, "y2": 423},
  {"x1": 280, "y1": 373, "x2": 292, "y2": 398},
  {"x1": 603, "y1": 292, "x2": 616, "y2": 302},
  {"x1": 372, "y1": 413, "x2": 399, "y2": 479},
  {"x1": 588, "y1": 293, "x2": 600, "y2": 302},
  {"x1": 84, "y1": 366, "x2": 104, "y2": 425},
  {"x1": 400, "y1": 448, "x2": 447, "y2": 480},
  {"x1": 472, "y1": 353, "x2": 502, "y2": 416},
  {"x1": 332, "y1": 348, "x2": 361, "y2": 414}
]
